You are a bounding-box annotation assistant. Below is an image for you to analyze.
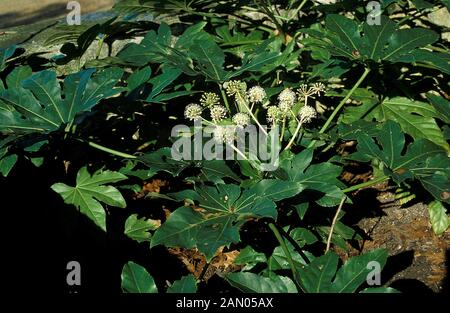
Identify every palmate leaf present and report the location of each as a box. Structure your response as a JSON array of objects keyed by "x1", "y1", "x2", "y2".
[
  {"x1": 139, "y1": 148, "x2": 241, "y2": 183},
  {"x1": 119, "y1": 22, "x2": 288, "y2": 82},
  {"x1": 350, "y1": 121, "x2": 450, "y2": 203},
  {"x1": 113, "y1": 0, "x2": 222, "y2": 16},
  {"x1": 151, "y1": 181, "x2": 304, "y2": 260},
  {"x1": 297, "y1": 249, "x2": 388, "y2": 293},
  {"x1": 275, "y1": 149, "x2": 345, "y2": 207},
  {"x1": 0, "y1": 67, "x2": 123, "y2": 134},
  {"x1": 305, "y1": 15, "x2": 440, "y2": 65},
  {"x1": 121, "y1": 261, "x2": 158, "y2": 293},
  {"x1": 344, "y1": 96, "x2": 449, "y2": 152},
  {"x1": 51, "y1": 167, "x2": 128, "y2": 231}
]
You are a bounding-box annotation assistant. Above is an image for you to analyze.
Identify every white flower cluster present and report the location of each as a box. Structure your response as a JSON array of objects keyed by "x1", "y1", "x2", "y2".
[
  {"x1": 266, "y1": 106, "x2": 282, "y2": 124},
  {"x1": 200, "y1": 92, "x2": 220, "y2": 107},
  {"x1": 210, "y1": 105, "x2": 228, "y2": 123},
  {"x1": 184, "y1": 103, "x2": 203, "y2": 121},
  {"x1": 224, "y1": 80, "x2": 247, "y2": 97},
  {"x1": 247, "y1": 86, "x2": 266, "y2": 104},
  {"x1": 233, "y1": 112, "x2": 251, "y2": 127},
  {"x1": 278, "y1": 88, "x2": 297, "y2": 113},
  {"x1": 298, "y1": 105, "x2": 317, "y2": 123},
  {"x1": 297, "y1": 82, "x2": 326, "y2": 99},
  {"x1": 213, "y1": 125, "x2": 236, "y2": 144}
]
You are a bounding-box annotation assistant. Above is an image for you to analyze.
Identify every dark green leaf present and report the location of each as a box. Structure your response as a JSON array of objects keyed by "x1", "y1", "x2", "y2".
[
  {"x1": 121, "y1": 261, "x2": 158, "y2": 293},
  {"x1": 167, "y1": 274, "x2": 197, "y2": 293},
  {"x1": 225, "y1": 272, "x2": 297, "y2": 293}
]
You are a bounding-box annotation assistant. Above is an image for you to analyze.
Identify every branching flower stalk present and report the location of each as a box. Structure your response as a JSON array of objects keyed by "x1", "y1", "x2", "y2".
[
  {"x1": 307, "y1": 68, "x2": 370, "y2": 149},
  {"x1": 235, "y1": 92, "x2": 268, "y2": 136}
]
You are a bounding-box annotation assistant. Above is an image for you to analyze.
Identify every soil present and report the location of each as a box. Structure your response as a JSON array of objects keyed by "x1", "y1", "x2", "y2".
[{"x1": 352, "y1": 183, "x2": 450, "y2": 293}]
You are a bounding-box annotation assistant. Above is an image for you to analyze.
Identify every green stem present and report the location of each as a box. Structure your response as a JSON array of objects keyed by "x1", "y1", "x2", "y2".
[
  {"x1": 229, "y1": 143, "x2": 249, "y2": 161},
  {"x1": 280, "y1": 117, "x2": 286, "y2": 142},
  {"x1": 308, "y1": 67, "x2": 371, "y2": 149},
  {"x1": 342, "y1": 175, "x2": 388, "y2": 193},
  {"x1": 95, "y1": 35, "x2": 105, "y2": 59},
  {"x1": 83, "y1": 140, "x2": 137, "y2": 159},
  {"x1": 289, "y1": 0, "x2": 308, "y2": 19},
  {"x1": 269, "y1": 223, "x2": 298, "y2": 280},
  {"x1": 237, "y1": 93, "x2": 268, "y2": 136},
  {"x1": 219, "y1": 85, "x2": 231, "y2": 112},
  {"x1": 283, "y1": 120, "x2": 303, "y2": 151}
]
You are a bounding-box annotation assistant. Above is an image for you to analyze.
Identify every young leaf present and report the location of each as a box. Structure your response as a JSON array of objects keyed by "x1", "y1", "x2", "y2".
[
  {"x1": 124, "y1": 214, "x2": 161, "y2": 243},
  {"x1": 51, "y1": 167, "x2": 127, "y2": 231},
  {"x1": 121, "y1": 261, "x2": 158, "y2": 293},
  {"x1": 428, "y1": 201, "x2": 449, "y2": 235},
  {"x1": 167, "y1": 274, "x2": 197, "y2": 293}
]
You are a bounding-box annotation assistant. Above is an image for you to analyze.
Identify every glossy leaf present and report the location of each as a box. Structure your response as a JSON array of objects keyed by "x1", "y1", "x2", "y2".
[
  {"x1": 345, "y1": 97, "x2": 449, "y2": 152},
  {"x1": 297, "y1": 252, "x2": 339, "y2": 293},
  {"x1": 330, "y1": 249, "x2": 388, "y2": 293},
  {"x1": 276, "y1": 149, "x2": 345, "y2": 206},
  {"x1": 0, "y1": 45, "x2": 17, "y2": 72},
  {"x1": 0, "y1": 68, "x2": 123, "y2": 134},
  {"x1": 121, "y1": 261, "x2": 158, "y2": 293},
  {"x1": 124, "y1": 214, "x2": 160, "y2": 243},
  {"x1": 167, "y1": 274, "x2": 197, "y2": 293},
  {"x1": 51, "y1": 167, "x2": 127, "y2": 231},
  {"x1": 225, "y1": 272, "x2": 297, "y2": 293},
  {"x1": 428, "y1": 201, "x2": 449, "y2": 235},
  {"x1": 351, "y1": 121, "x2": 450, "y2": 203},
  {"x1": 152, "y1": 181, "x2": 303, "y2": 260}
]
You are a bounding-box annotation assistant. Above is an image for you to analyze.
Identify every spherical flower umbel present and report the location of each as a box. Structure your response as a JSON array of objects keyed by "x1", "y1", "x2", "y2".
[
  {"x1": 224, "y1": 80, "x2": 247, "y2": 97},
  {"x1": 299, "y1": 105, "x2": 317, "y2": 123},
  {"x1": 213, "y1": 125, "x2": 236, "y2": 144},
  {"x1": 232, "y1": 112, "x2": 251, "y2": 127},
  {"x1": 247, "y1": 86, "x2": 266, "y2": 104},
  {"x1": 266, "y1": 106, "x2": 282, "y2": 124},
  {"x1": 200, "y1": 92, "x2": 220, "y2": 107},
  {"x1": 311, "y1": 82, "x2": 326, "y2": 95},
  {"x1": 210, "y1": 105, "x2": 227, "y2": 123},
  {"x1": 184, "y1": 103, "x2": 202, "y2": 121},
  {"x1": 278, "y1": 88, "x2": 296, "y2": 112}
]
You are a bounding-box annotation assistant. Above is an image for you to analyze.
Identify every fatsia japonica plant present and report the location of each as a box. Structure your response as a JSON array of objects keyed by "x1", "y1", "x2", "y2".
[{"x1": 1, "y1": 0, "x2": 449, "y2": 293}]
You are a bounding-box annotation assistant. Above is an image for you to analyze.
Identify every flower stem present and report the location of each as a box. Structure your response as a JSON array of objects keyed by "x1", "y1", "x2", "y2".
[
  {"x1": 219, "y1": 84, "x2": 232, "y2": 112},
  {"x1": 229, "y1": 143, "x2": 249, "y2": 161},
  {"x1": 326, "y1": 196, "x2": 346, "y2": 253},
  {"x1": 308, "y1": 67, "x2": 371, "y2": 149},
  {"x1": 342, "y1": 175, "x2": 388, "y2": 193},
  {"x1": 83, "y1": 140, "x2": 137, "y2": 159},
  {"x1": 237, "y1": 93, "x2": 268, "y2": 136},
  {"x1": 283, "y1": 119, "x2": 303, "y2": 151},
  {"x1": 95, "y1": 35, "x2": 105, "y2": 59}
]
